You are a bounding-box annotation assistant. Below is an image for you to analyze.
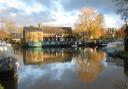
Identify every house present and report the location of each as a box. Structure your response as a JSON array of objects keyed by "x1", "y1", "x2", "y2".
[
  {"x1": 41, "y1": 26, "x2": 74, "y2": 42},
  {"x1": 23, "y1": 26, "x2": 43, "y2": 47},
  {"x1": 107, "y1": 28, "x2": 116, "y2": 36},
  {"x1": 10, "y1": 32, "x2": 23, "y2": 43},
  {"x1": 40, "y1": 26, "x2": 75, "y2": 46},
  {"x1": 23, "y1": 26, "x2": 75, "y2": 47}
]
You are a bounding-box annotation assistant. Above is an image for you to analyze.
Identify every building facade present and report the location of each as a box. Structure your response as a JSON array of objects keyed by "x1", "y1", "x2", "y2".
[
  {"x1": 23, "y1": 26, "x2": 74, "y2": 47},
  {"x1": 23, "y1": 26, "x2": 43, "y2": 47}
]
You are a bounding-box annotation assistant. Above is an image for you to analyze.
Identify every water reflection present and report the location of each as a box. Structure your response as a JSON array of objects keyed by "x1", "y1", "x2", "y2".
[
  {"x1": 14, "y1": 48, "x2": 107, "y2": 82},
  {"x1": 0, "y1": 78, "x2": 18, "y2": 89},
  {"x1": 74, "y1": 48, "x2": 106, "y2": 83},
  {"x1": 23, "y1": 48, "x2": 73, "y2": 65},
  {"x1": 12, "y1": 47, "x2": 126, "y2": 89},
  {"x1": 112, "y1": 59, "x2": 128, "y2": 89}
]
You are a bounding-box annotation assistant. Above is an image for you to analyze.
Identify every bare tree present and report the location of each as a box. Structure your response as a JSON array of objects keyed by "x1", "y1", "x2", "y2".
[
  {"x1": 114, "y1": 0, "x2": 128, "y2": 25},
  {"x1": 74, "y1": 7, "x2": 105, "y2": 41},
  {"x1": 114, "y1": 0, "x2": 128, "y2": 50}
]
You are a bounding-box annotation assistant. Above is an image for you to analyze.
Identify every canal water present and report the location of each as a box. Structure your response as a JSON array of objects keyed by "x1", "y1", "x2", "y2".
[{"x1": 1, "y1": 47, "x2": 128, "y2": 89}]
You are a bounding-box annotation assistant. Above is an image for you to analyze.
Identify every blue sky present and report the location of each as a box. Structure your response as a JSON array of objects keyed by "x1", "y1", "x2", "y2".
[{"x1": 0, "y1": 0, "x2": 124, "y2": 28}]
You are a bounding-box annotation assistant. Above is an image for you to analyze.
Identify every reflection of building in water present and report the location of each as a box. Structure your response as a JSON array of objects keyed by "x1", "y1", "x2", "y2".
[
  {"x1": 0, "y1": 78, "x2": 18, "y2": 89},
  {"x1": 75, "y1": 48, "x2": 107, "y2": 83},
  {"x1": 23, "y1": 48, "x2": 73, "y2": 65}
]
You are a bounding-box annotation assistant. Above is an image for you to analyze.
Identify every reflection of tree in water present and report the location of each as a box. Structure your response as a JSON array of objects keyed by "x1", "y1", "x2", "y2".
[{"x1": 75, "y1": 48, "x2": 106, "y2": 83}]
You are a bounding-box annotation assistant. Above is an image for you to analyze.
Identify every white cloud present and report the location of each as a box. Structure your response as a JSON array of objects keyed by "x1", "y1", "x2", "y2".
[
  {"x1": 0, "y1": 0, "x2": 25, "y2": 9},
  {"x1": 23, "y1": 3, "x2": 46, "y2": 15},
  {"x1": 104, "y1": 14, "x2": 124, "y2": 28},
  {"x1": 44, "y1": 9, "x2": 123, "y2": 29},
  {"x1": 43, "y1": 0, "x2": 123, "y2": 29},
  {"x1": 10, "y1": 12, "x2": 17, "y2": 17},
  {"x1": 44, "y1": 0, "x2": 79, "y2": 28},
  {"x1": 0, "y1": 0, "x2": 124, "y2": 28},
  {"x1": 0, "y1": 0, "x2": 46, "y2": 15},
  {"x1": 45, "y1": 10, "x2": 78, "y2": 27}
]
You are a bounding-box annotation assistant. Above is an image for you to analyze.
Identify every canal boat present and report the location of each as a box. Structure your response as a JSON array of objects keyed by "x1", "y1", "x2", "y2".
[
  {"x1": 0, "y1": 45, "x2": 18, "y2": 79},
  {"x1": 96, "y1": 41, "x2": 107, "y2": 47},
  {"x1": 42, "y1": 41, "x2": 62, "y2": 47},
  {"x1": 72, "y1": 41, "x2": 85, "y2": 47},
  {"x1": 85, "y1": 40, "x2": 107, "y2": 47}
]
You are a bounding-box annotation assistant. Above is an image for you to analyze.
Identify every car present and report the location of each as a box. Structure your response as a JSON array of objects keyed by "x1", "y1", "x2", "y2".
[{"x1": 0, "y1": 45, "x2": 18, "y2": 79}]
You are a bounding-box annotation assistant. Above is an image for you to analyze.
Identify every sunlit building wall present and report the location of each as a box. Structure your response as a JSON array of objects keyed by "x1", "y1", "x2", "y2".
[
  {"x1": 23, "y1": 26, "x2": 43, "y2": 46},
  {"x1": 25, "y1": 32, "x2": 43, "y2": 42}
]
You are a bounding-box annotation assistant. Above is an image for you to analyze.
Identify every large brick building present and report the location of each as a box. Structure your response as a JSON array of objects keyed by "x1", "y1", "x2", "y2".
[{"x1": 23, "y1": 26, "x2": 74, "y2": 47}]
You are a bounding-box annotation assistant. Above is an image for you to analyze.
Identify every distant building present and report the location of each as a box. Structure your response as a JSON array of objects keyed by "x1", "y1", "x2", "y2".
[
  {"x1": 107, "y1": 28, "x2": 116, "y2": 34},
  {"x1": 10, "y1": 33, "x2": 23, "y2": 42},
  {"x1": 0, "y1": 22, "x2": 6, "y2": 30},
  {"x1": 106, "y1": 28, "x2": 117, "y2": 38}
]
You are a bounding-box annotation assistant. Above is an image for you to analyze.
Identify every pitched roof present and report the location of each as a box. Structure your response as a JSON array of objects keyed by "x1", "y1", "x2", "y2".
[
  {"x1": 23, "y1": 26, "x2": 72, "y2": 34},
  {"x1": 23, "y1": 26, "x2": 42, "y2": 32},
  {"x1": 41, "y1": 26, "x2": 72, "y2": 34}
]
